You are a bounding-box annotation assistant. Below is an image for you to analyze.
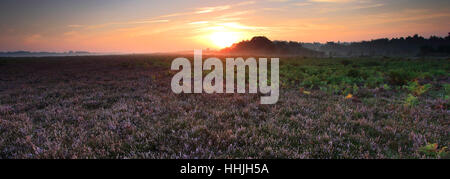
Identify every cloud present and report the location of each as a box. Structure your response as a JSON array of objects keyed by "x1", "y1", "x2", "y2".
[
  {"x1": 316, "y1": 2, "x2": 384, "y2": 13},
  {"x1": 194, "y1": 1, "x2": 255, "y2": 14},
  {"x1": 128, "y1": 20, "x2": 170, "y2": 24},
  {"x1": 309, "y1": 0, "x2": 355, "y2": 2},
  {"x1": 215, "y1": 10, "x2": 255, "y2": 19},
  {"x1": 352, "y1": 3, "x2": 384, "y2": 9},
  {"x1": 188, "y1": 21, "x2": 209, "y2": 25},
  {"x1": 357, "y1": 9, "x2": 450, "y2": 25},
  {"x1": 63, "y1": 0, "x2": 262, "y2": 45},
  {"x1": 162, "y1": 1, "x2": 256, "y2": 17},
  {"x1": 235, "y1": 1, "x2": 256, "y2": 6},
  {"x1": 195, "y1": 5, "x2": 231, "y2": 14},
  {"x1": 70, "y1": 19, "x2": 169, "y2": 30},
  {"x1": 262, "y1": 7, "x2": 286, "y2": 11},
  {"x1": 218, "y1": 22, "x2": 266, "y2": 30},
  {"x1": 158, "y1": 12, "x2": 193, "y2": 18},
  {"x1": 24, "y1": 34, "x2": 43, "y2": 44},
  {"x1": 267, "y1": 0, "x2": 290, "y2": 2},
  {"x1": 68, "y1": 24, "x2": 83, "y2": 28},
  {"x1": 294, "y1": 2, "x2": 313, "y2": 6}
]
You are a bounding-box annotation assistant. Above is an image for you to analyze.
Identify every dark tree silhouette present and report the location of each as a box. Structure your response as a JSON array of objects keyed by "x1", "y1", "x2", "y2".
[
  {"x1": 221, "y1": 36, "x2": 324, "y2": 57},
  {"x1": 302, "y1": 33, "x2": 450, "y2": 57}
]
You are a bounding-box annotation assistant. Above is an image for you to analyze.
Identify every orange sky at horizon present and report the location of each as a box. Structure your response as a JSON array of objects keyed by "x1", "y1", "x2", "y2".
[{"x1": 1, "y1": 0, "x2": 449, "y2": 53}]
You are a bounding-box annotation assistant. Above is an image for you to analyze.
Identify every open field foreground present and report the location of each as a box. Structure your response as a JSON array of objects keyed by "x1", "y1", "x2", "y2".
[{"x1": 0, "y1": 55, "x2": 448, "y2": 159}]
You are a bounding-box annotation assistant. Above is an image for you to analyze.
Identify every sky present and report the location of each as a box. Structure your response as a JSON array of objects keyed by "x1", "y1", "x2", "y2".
[{"x1": 0, "y1": 0, "x2": 449, "y2": 53}]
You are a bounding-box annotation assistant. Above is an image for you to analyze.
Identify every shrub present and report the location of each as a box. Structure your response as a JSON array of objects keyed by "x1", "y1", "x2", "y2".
[
  {"x1": 366, "y1": 76, "x2": 384, "y2": 88},
  {"x1": 302, "y1": 75, "x2": 321, "y2": 88},
  {"x1": 405, "y1": 94, "x2": 419, "y2": 106},
  {"x1": 404, "y1": 81, "x2": 431, "y2": 96},
  {"x1": 347, "y1": 69, "x2": 361, "y2": 78},
  {"x1": 418, "y1": 143, "x2": 448, "y2": 158},
  {"x1": 388, "y1": 69, "x2": 418, "y2": 86},
  {"x1": 444, "y1": 83, "x2": 450, "y2": 100},
  {"x1": 444, "y1": 84, "x2": 450, "y2": 95},
  {"x1": 356, "y1": 88, "x2": 373, "y2": 98},
  {"x1": 431, "y1": 69, "x2": 447, "y2": 77},
  {"x1": 362, "y1": 61, "x2": 381, "y2": 67},
  {"x1": 340, "y1": 60, "x2": 352, "y2": 66}
]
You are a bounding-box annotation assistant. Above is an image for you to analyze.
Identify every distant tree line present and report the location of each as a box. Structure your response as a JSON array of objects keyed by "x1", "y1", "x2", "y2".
[
  {"x1": 221, "y1": 34, "x2": 450, "y2": 57},
  {"x1": 221, "y1": 36, "x2": 324, "y2": 57},
  {"x1": 0, "y1": 51, "x2": 92, "y2": 57},
  {"x1": 302, "y1": 33, "x2": 450, "y2": 57}
]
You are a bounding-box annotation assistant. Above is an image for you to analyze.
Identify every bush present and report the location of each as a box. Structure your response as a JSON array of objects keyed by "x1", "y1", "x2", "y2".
[
  {"x1": 404, "y1": 81, "x2": 431, "y2": 96},
  {"x1": 388, "y1": 69, "x2": 418, "y2": 86},
  {"x1": 418, "y1": 143, "x2": 448, "y2": 158},
  {"x1": 431, "y1": 69, "x2": 447, "y2": 76},
  {"x1": 347, "y1": 69, "x2": 361, "y2": 78},
  {"x1": 340, "y1": 60, "x2": 352, "y2": 66},
  {"x1": 444, "y1": 84, "x2": 450, "y2": 95},
  {"x1": 302, "y1": 75, "x2": 321, "y2": 88},
  {"x1": 444, "y1": 84, "x2": 450, "y2": 100},
  {"x1": 366, "y1": 76, "x2": 384, "y2": 88},
  {"x1": 362, "y1": 61, "x2": 381, "y2": 67},
  {"x1": 405, "y1": 94, "x2": 419, "y2": 106}
]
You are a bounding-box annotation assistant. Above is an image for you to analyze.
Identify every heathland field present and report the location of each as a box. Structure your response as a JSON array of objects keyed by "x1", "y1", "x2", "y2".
[{"x1": 0, "y1": 55, "x2": 448, "y2": 158}]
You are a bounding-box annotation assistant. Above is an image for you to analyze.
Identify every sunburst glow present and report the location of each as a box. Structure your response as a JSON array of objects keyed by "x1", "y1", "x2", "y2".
[{"x1": 209, "y1": 31, "x2": 240, "y2": 48}]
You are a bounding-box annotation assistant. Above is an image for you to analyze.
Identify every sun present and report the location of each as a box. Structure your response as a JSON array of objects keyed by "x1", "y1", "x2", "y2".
[{"x1": 209, "y1": 31, "x2": 239, "y2": 48}]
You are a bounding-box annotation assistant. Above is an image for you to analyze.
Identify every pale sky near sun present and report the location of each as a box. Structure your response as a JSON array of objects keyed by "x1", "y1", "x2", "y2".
[{"x1": 1, "y1": 0, "x2": 449, "y2": 53}]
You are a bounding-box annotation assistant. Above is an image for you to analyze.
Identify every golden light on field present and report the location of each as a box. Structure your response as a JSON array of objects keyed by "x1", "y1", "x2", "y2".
[{"x1": 209, "y1": 31, "x2": 240, "y2": 48}]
